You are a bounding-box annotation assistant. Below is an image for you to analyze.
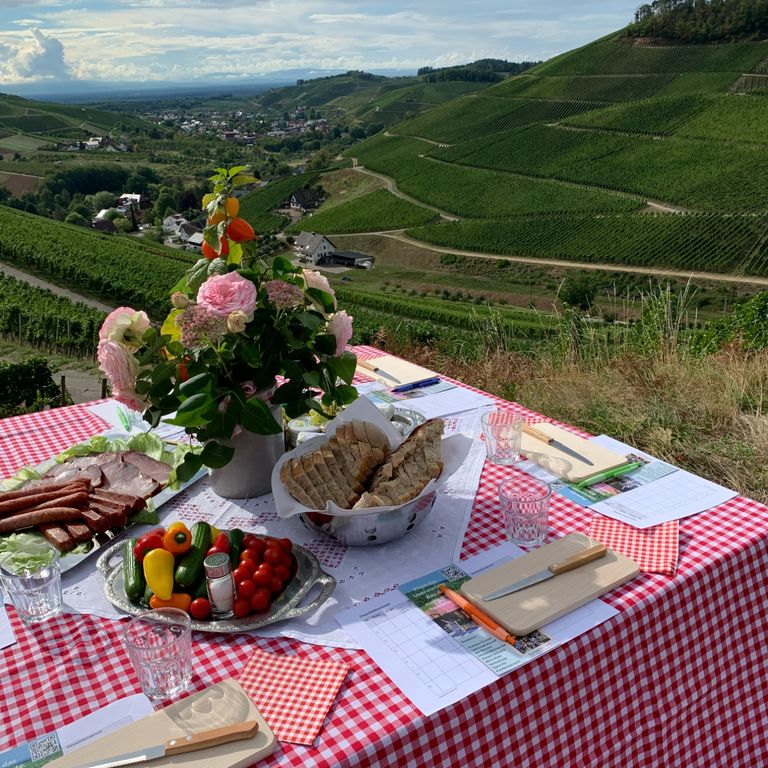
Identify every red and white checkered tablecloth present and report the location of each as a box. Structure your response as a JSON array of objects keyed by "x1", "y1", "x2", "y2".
[{"x1": 2, "y1": 346, "x2": 768, "y2": 768}]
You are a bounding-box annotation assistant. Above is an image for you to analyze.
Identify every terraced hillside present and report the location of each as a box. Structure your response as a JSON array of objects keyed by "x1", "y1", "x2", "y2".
[
  {"x1": 331, "y1": 35, "x2": 768, "y2": 277},
  {"x1": 0, "y1": 92, "x2": 147, "y2": 149}
]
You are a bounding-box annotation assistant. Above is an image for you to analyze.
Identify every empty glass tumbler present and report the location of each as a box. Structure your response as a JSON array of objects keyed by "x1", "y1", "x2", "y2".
[
  {"x1": 0, "y1": 542, "x2": 63, "y2": 625},
  {"x1": 123, "y1": 608, "x2": 192, "y2": 700},
  {"x1": 499, "y1": 477, "x2": 552, "y2": 548},
  {"x1": 481, "y1": 411, "x2": 524, "y2": 465}
]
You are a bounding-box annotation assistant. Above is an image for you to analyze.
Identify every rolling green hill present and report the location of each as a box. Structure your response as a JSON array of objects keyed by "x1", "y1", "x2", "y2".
[
  {"x1": 253, "y1": 64, "x2": 526, "y2": 127},
  {"x1": 316, "y1": 31, "x2": 768, "y2": 277},
  {"x1": 0, "y1": 92, "x2": 148, "y2": 148}
]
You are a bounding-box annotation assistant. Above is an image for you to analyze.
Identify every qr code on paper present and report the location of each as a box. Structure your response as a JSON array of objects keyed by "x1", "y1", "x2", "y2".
[
  {"x1": 29, "y1": 733, "x2": 61, "y2": 762},
  {"x1": 440, "y1": 564, "x2": 468, "y2": 582}
]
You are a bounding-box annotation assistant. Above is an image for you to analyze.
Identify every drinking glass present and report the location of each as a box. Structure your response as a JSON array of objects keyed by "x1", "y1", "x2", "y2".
[
  {"x1": 0, "y1": 542, "x2": 63, "y2": 625},
  {"x1": 499, "y1": 476, "x2": 551, "y2": 548},
  {"x1": 123, "y1": 608, "x2": 192, "y2": 700},
  {"x1": 481, "y1": 411, "x2": 524, "y2": 465}
]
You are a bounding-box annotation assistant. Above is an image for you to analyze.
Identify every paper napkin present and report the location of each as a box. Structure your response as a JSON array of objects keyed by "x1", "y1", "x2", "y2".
[
  {"x1": 238, "y1": 649, "x2": 349, "y2": 745},
  {"x1": 589, "y1": 514, "x2": 680, "y2": 575}
]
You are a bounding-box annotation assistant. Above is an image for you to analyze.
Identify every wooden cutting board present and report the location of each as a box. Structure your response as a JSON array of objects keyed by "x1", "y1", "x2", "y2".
[
  {"x1": 521, "y1": 423, "x2": 628, "y2": 483},
  {"x1": 460, "y1": 533, "x2": 639, "y2": 635},
  {"x1": 47, "y1": 679, "x2": 276, "y2": 768}
]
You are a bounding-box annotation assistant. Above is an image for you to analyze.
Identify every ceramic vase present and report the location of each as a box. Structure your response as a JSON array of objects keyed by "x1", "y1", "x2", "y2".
[{"x1": 208, "y1": 400, "x2": 284, "y2": 499}]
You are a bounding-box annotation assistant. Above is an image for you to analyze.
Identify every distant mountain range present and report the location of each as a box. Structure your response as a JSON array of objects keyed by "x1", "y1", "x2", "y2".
[{"x1": 0, "y1": 69, "x2": 418, "y2": 104}]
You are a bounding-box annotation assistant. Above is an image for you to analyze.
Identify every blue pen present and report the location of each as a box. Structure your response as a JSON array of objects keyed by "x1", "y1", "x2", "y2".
[{"x1": 391, "y1": 377, "x2": 441, "y2": 394}]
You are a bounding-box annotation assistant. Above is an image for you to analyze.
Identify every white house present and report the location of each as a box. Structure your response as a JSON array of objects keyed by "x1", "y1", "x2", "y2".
[
  {"x1": 162, "y1": 213, "x2": 187, "y2": 235},
  {"x1": 294, "y1": 231, "x2": 335, "y2": 266}
]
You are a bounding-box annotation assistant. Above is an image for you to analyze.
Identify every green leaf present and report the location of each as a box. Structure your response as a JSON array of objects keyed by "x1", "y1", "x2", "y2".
[
  {"x1": 227, "y1": 241, "x2": 244, "y2": 266},
  {"x1": 315, "y1": 333, "x2": 337, "y2": 355},
  {"x1": 336, "y1": 384, "x2": 359, "y2": 405},
  {"x1": 302, "y1": 370, "x2": 321, "y2": 388},
  {"x1": 126, "y1": 433, "x2": 166, "y2": 461},
  {"x1": 175, "y1": 452, "x2": 204, "y2": 483},
  {"x1": 237, "y1": 339, "x2": 261, "y2": 367},
  {"x1": 295, "y1": 311, "x2": 326, "y2": 332},
  {"x1": 200, "y1": 440, "x2": 235, "y2": 468},
  {"x1": 241, "y1": 397, "x2": 282, "y2": 434},
  {"x1": 165, "y1": 392, "x2": 212, "y2": 426},
  {"x1": 271, "y1": 255, "x2": 294, "y2": 275},
  {"x1": 204, "y1": 408, "x2": 237, "y2": 440},
  {"x1": 231, "y1": 174, "x2": 258, "y2": 187},
  {"x1": 305, "y1": 287, "x2": 336, "y2": 314},
  {"x1": 179, "y1": 372, "x2": 215, "y2": 396},
  {"x1": 227, "y1": 165, "x2": 248, "y2": 179},
  {"x1": 327, "y1": 351, "x2": 358, "y2": 383}
]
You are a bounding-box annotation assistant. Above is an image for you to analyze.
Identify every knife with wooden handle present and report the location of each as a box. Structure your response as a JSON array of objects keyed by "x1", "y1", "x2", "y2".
[
  {"x1": 79, "y1": 721, "x2": 259, "y2": 768},
  {"x1": 523, "y1": 424, "x2": 594, "y2": 466},
  {"x1": 482, "y1": 544, "x2": 608, "y2": 601}
]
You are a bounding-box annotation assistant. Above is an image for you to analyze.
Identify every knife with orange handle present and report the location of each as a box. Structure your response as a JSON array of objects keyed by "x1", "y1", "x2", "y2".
[
  {"x1": 522, "y1": 423, "x2": 594, "y2": 466},
  {"x1": 482, "y1": 543, "x2": 609, "y2": 601}
]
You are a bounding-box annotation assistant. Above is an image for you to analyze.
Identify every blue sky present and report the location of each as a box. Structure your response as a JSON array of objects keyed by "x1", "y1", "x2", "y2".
[{"x1": 0, "y1": 1, "x2": 639, "y2": 85}]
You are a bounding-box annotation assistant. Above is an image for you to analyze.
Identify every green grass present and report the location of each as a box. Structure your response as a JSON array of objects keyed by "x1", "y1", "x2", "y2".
[
  {"x1": 677, "y1": 94, "x2": 768, "y2": 143},
  {"x1": 0, "y1": 135, "x2": 51, "y2": 152},
  {"x1": 238, "y1": 173, "x2": 321, "y2": 234}
]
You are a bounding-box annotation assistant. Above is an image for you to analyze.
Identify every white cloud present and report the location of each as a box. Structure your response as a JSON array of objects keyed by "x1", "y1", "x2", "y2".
[{"x1": 0, "y1": 27, "x2": 71, "y2": 82}]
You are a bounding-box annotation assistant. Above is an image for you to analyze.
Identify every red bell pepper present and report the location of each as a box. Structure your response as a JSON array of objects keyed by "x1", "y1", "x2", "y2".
[
  {"x1": 133, "y1": 527, "x2": 165, "y2": 563},
  {"x1": 206, "y1": 531, "x2": 230, "y2": 557}
]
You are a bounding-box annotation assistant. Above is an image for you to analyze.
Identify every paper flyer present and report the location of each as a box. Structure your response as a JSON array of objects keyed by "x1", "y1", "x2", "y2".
[{"x1": 399, "y1": 565, "x2": 551, "y2": 676}]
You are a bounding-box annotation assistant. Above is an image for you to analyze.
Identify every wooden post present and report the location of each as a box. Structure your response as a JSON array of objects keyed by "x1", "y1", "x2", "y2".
[
  {"x1": 60, "y1": 375, "x2": 66, "y2": 406},
  {"x1": 101, "y1": 378, "x2": 108, "y2": 399}
]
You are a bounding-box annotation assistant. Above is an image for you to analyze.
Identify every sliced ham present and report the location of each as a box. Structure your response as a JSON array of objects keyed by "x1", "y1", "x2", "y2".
[
  {"x1": 120, "y1": 452, "x2": 172, "y2": 485},
  {"x1": 100, "y1": 461, "x2": 158, "y2": 498},
  {"x1": 44, "y1": 458, "x2": 102, "y2": 487}
]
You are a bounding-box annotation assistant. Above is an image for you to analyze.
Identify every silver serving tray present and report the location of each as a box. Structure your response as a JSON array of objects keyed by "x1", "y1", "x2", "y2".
[{"x1": 96, "y1": 538, "x2": 336, "y2": 633}]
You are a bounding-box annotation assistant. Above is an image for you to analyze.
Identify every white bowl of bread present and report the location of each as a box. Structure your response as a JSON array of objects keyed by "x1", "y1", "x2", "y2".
[{"x1": 272, "y1": 397, "x2": 472, "y2": 546}]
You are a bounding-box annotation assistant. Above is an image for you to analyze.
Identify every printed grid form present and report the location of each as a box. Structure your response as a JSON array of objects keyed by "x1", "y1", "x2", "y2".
[
  {"x1": 2, "y1": 345, "x2": 768, "y2": 767},
  {"x1": 589, "y1": 515, "x2": 680, "y2": 575},
  {"x1": 238, "y1": 649, "x2": 349, "y2": 746}
]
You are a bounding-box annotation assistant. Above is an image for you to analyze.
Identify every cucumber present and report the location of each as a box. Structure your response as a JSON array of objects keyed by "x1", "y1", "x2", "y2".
[
  {"x1": 192, "y1": 576, "x2": 209, "y2": 600},
  {"x1": 174, "y1": 521, "x2": 212, "y2": 588},
  {"x1": 143, "y1": 582, "x2": 154, "y2": 607},
  {"x1": 229, "y1": 528, "x2": 244, "y2": 569},
  {"x1": 123, "y1": 537, "x2": 145, "y2": 602}
]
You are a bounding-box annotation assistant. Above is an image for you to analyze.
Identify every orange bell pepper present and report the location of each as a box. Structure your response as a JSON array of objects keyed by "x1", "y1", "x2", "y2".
[
  {"x1": 149, "y1": 593, "x2": 192, "y2": 612},
  {"x1": 162, "y1": 524, "x2": 192, "y2": 555}
]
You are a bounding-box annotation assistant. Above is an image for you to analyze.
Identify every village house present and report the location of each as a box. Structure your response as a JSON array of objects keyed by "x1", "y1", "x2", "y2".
[
  {"x1": 116, "y1": 193, "x2": 151, "y2": 212},
  {"x1": 162, "y1": 213, "x2": 188, "y2": 236},
  {"x1": 294, "y1": 231, "x2": 373, "y2": 269},
  {"x1": 288, "y1": 188, "x2": 321, "y2": 213},
  {"x1": 179, "y1": 221, "x2": 203, "y2": 243}
]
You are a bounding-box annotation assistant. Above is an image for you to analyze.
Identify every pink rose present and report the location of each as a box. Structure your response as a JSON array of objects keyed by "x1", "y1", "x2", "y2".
[
  {"x1": 303, "y1": 269, "x2": 336, "y2": 308},
  {"x1": 97, "y1": 340, "x2": 145, "y2": 411},
  {"x1": 197, "y1": 272, "x2": 257, "y2": 317},
  {"x1": 99, "y1": 307, "x2": 151, "y2": 350},
  {"x1": 328, "y1": 310, "x2": 353, "y2": 356}
]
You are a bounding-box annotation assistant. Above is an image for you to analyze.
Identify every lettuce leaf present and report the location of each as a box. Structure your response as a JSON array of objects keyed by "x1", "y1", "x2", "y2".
[
  {"x1": 0, "y1": 532, "x2": 58, "y2": 573},
  {"x1": 127, "y1": 432, "x2": 166, "y2": 462}
]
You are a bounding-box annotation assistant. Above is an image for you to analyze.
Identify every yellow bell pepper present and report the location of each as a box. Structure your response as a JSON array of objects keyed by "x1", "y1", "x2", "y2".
[
  {"x1": 143, "y1": 547, "x2": 175, "y2": 600},
  {"x1": 210, "y1": 525, "x2": 221, "y2": 541}
]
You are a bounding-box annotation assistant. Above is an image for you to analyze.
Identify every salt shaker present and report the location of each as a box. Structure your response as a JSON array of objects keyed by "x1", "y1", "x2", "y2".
[{"x1": 204, "y1": 553, "x2": 235, "y2": 619}]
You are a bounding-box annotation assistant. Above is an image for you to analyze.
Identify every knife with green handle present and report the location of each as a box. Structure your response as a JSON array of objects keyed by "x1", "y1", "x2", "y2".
[
  {"x1": 482, "y1": 543, "x2": 608, "y2": 601},
  {"x1": 79, "y1": 720, "x2": 259, "y2": 768}
]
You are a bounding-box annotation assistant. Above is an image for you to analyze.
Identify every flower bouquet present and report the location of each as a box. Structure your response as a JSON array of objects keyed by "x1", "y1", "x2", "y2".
[{"x1": 97, "y1": 166, "x2": 358, "y2": 484}]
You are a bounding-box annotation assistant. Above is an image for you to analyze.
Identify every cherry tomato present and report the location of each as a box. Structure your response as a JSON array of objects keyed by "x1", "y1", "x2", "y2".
[
  {"x1": 239, "y1": 558, "x2": 256, "y2": 576},
  {"x1": 277, "y1": 538, "x2": 293, "y2": 553},
  {"x1": 249, "y1": 587, "x2": 271, "y2": 612},
  {"x1": 232, "y1": 565, "x2": 250, "y2": 584},
  {"x1": 237, "y1": 579, "x2": 256, "y2": 599},
  {"x1": 252, "y1": 563, "x2": 273, "y2": 587},
  {"x1": 239, "y1": 550, "x2": 256, "y2": 563},
  {"x1": 269, "y1": 576, "x2": 285, "y2": 595},
  {"x1": 232, "y1": 599, "x2": 251, "y2": 619},
  {"x1": 189, "y1": 597, "x2": 211, "y2": 620},
  {"x1": 273, "y1": 564, "x2": 291, "y2": 582},
  {"x1": 247, "y1": 539, "x2": 266, "y2": 557},
  {"x1": 206, "y1": 546, "x2": 226, "y2": 557},
  {"x1": 242, "y1": 533, "x2": 257, "y2": 548},
  {"x1": 263, "y1": 547, "x2": 283, "y2": 566}
]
